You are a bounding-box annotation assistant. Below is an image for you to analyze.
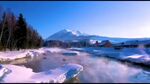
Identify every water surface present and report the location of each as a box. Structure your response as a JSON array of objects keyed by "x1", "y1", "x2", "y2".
[{"x1": 22, "y1": 50, "x2": 150, "y2": 83}]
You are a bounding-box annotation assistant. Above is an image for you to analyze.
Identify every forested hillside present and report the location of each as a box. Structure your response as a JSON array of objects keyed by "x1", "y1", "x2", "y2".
[{"x1": 0, "y1": 7, "x2": 43, "y2": 51}]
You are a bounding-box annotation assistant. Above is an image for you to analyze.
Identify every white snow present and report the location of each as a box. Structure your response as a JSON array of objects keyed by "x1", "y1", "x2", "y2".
[
  {"x1": 46, "y1": 29, "x2": 83, "y2": 41},
  {"x1": 124, "y1": 54, "x2": 143, "y2": 59},
  {"x1": 42, "y1": 48, "x2": 66, "y2": 53},
  {"x1": 0, "y1": 48, "x2": 66, "y2": 61},
  {"x1": 30, "y1": 63, "x2": 83, "y2": 83},
  {"x1": 0, "y1": 51, "x2": 28, "y2": 60},
  {"x1": 1, "y1": 47, "x2": 150, "y2": 83},
  {"x1": 72, "y1": 47, "x2": 150, "y2": 66},
  {"x1": 0, "y1": 64, "x2": 11, "y2": 81},
  {"x1": 2, "y1": 65, "x2": 34, "y2": 83},
  {"x1": 1, "y1": 63, "x2": 83, "y2": 83},
  {"x1": 46, "y1": 29, "x2": 131, "y2": 43}
]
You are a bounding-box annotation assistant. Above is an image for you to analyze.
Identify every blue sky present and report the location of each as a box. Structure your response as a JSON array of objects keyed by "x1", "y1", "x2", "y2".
[{"x1": 0, "y1": 1, "x2": 150, "y2": 39}]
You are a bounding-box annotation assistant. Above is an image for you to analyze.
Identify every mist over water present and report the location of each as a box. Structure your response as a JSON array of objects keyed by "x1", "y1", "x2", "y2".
[
  {"x1": 22, "y1": 49, "x2": 150, "y2": 83},
  {"x1": 77, "y1": 56, "x2": 142, "y2": 83}
]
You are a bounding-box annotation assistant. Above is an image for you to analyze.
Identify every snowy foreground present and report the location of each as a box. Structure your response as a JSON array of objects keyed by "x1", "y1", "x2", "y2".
[
  {"x1": 0, "y1": 48, "x2": 83, "y2": 83},
  {"x1": 0, "y1": 47, "x2": 150, "y2": 83},
  {"x1": 0, "y1": 63, "x2": 83, "y2": 83}
]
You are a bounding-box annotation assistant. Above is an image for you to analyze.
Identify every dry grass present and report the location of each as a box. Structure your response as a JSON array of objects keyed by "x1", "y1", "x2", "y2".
[{"x1": 0, "y1": 56, "x2": 31, "y2": 64}]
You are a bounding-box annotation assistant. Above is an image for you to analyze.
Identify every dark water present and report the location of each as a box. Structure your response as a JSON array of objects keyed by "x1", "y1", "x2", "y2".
[{"x1": 62, "y1": 52, "x2": 77, "y2": 56}]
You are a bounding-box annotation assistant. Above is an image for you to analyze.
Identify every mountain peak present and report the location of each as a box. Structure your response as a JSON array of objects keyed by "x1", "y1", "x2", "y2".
[
  {"x1": 46, "y1": 29, "x2": 86, "y2": 41},
  {"x1": 60, "y1": 29, "x2": 82, "y2": 36},
  {"x1": 46, "y1": 29, "x2": 136, "y2": 43},
  {"x1": 61, "y1": 29, "x2": 71, "y2": 32}
]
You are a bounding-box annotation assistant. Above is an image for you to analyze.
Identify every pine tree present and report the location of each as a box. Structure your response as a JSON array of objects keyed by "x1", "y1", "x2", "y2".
[{"x1": 14, "y1": 13, "x2": 27, "y2": 50}]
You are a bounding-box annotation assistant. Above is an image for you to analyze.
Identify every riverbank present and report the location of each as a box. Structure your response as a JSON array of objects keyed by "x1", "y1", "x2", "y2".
[
  {"x1": 0, "y1": 47, "x2": 150, "y2": 83},
  {"x1": 71, "y1": 47, "x2": 150, "y2": 68}
]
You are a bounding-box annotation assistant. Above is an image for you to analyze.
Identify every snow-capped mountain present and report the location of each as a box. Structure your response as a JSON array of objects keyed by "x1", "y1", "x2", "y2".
[
  {"x1": 46, "y1": 29, "x2": 88, "y2": 42},
  {"x1": 46, "y1": 29, "x2": 150, "y2": 43}
]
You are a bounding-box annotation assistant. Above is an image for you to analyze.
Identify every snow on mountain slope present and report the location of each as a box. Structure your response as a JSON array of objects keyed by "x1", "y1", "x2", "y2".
[
  {"x1": 46, "y1": 29, "x2": 135, "y2": 43},
  {"x1": 46, "y1": 29, "x2": 87, "y2": 42}
]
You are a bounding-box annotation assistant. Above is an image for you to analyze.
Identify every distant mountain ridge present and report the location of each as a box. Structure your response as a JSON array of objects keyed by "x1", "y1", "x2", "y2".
[
  {"x1": 46, "y1": 29, "x2": 88, "y2": 42},
  {"x1": 46, "y1": 29, "x2": 150, "y2": 43}
]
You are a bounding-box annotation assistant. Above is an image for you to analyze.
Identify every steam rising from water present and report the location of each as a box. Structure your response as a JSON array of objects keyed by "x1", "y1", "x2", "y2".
[
  {"x1": 78, "y1": 56, "x2": 142, "y2": 83},
  {"x1": 23, "y1": 49, "x2": 148, "y2": 83}
]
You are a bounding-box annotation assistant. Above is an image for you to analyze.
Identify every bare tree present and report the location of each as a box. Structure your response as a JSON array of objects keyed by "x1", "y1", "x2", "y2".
[
  {"x1": 6, "y1": 9, "x2": 16, "y2": 50},
  {"x1": 0, "y1": 12, "x2": 6, "y2": 44}
]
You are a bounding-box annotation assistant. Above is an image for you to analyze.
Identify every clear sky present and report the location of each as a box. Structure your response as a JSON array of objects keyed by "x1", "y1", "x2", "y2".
[{"x1": 0, "y1": 1, "x2": 150, "y2": 39}]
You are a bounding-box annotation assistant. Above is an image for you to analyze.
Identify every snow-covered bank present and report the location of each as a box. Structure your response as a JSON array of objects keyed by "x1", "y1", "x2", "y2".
[
  {"x1": 1, "y1": 47, "x2": 150, "y2": 68},
  {"x1": 0, "y1": 48, "x2": 61, "y2": 59},
  {"x1": 0, "y1": 63, "x2": 83, "y2": 83},
  {"x1": 0, "y1": 48, "x2": 68, "y2": 64},
  {"x1": 0, "y1": 47, "x2": 83, "y2": 83},
  {"x1": 71, "y1": 47, "x2": 150, "y2": 67}
]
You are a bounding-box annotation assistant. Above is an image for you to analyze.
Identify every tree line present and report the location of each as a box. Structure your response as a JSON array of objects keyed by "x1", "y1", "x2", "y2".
[
  {"x1": 44, "y1": 40, "x2": 92, "y2": 48},
  {"x1": 0, "y1": 8, "x2": 43, "y2": 51}
]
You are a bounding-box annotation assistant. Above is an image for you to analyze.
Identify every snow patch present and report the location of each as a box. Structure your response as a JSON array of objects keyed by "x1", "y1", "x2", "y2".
[{"x1": 1, "y1": 63, "x2": 83, "y2": 83}]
